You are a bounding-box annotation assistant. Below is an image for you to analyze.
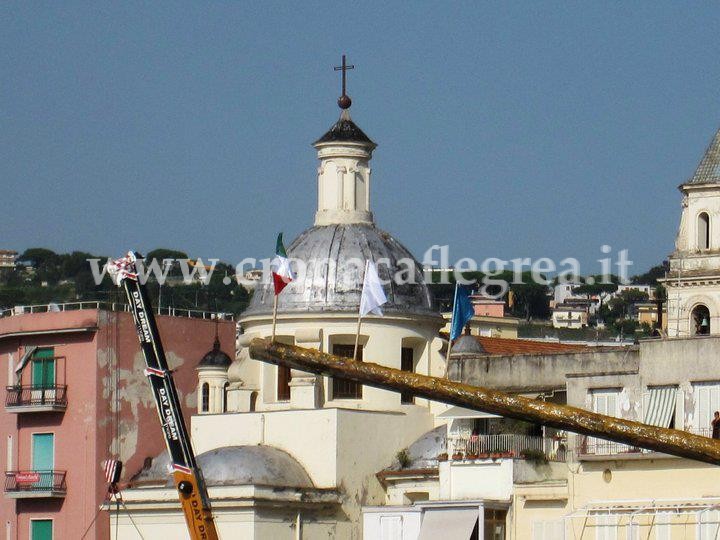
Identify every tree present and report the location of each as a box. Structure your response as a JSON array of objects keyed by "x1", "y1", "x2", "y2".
[
  {"x1": 17, "y1": 248, "x2": 57, "y2": 267},
  {"x1": 631, "y1": 264, "x2": 666, "y2": 286}
]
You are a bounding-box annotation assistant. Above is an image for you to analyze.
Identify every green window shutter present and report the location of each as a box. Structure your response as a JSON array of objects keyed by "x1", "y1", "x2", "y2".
[
  {"x1": 31, "y1": 348, "x2": 55, "y2": 388},
  {"x1": 31, "y1": 520, "x2": 53, "y2": 540},
  {"x1": 32, "y1": 433, "x2": 54, "y2": 471}
]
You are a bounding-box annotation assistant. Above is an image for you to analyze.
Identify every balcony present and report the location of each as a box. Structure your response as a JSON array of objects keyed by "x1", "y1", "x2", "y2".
[
  {"x1": 4, "y1": 470, "x2": 67, "y2": 498},
  {"x1": 5, "y1": 385, "x2": 68, "y2": 412},
  {"x1": 576, "y1": 428, "x2": 714, "y2": 460},
  {"x1": 447, "y1": 434, "x2": 567, "y2": 462}
]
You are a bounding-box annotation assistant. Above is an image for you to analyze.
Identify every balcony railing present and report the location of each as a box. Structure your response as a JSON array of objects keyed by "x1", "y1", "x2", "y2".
[
  {"x1": 5, "y1": 385, "x2": 67, "y2": 411},
  {"x1": 0, "y1": 301, "x2": 233, "y2": 320},
  {"x1": 4, "y1": 470, "x2": 66, "y2": 498},
  {"x1": 577, "y1": 427, "x2": 718, "y2": 458},
  {"x1": 447, "y1": 434, "x2": 567, "y2": 462}
]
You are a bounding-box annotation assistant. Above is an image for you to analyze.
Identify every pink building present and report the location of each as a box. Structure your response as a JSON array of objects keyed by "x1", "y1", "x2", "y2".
[
  {"x1": 470, "y1": 295, "x2": 505, "y2": 318},
  {"x1": 0, "y1": 304, "x2": 235, "y2": 540}
]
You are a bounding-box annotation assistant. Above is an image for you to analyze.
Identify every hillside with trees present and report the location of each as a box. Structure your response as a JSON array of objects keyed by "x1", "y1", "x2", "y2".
[{"x1": 0, "y1": 248, "x2": 250, "y2": 315}]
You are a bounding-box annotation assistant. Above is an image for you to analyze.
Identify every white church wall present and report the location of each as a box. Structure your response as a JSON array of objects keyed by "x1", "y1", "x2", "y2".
[
  {"x1": 240, "y1": 313, "x2": 441, "y2": 412},
  {"x1": 191, "y1": 406, "x2": 433, "y2": 493},
  {"x1": 191, "y1": 409, "x2": 339, "y2": 487}
]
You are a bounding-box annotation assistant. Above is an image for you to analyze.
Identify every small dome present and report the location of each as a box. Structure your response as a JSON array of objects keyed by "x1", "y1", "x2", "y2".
[
  {"x1": 132, "y1": 446, "x2": 313, "y2": 488},
  {"x1": 386, "y1": 426, "x2": 445, "y2": 471},
  {"x1": 451, "y1": 335, "x2": 487, "y2": 355},
  {"x1": 243, "y1": 224, "x2": 439, "y2": 318},
  {"x1": 198, "y1": 337, "x2": 232, "y2": 369},
  {"x1": 313, "y1": 110, "x2": 375, "y2": 148}
]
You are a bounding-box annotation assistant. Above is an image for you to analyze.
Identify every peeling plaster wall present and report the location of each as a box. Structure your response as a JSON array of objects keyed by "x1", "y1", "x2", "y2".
[
  {"x1": 0, "y1": 309, "x2": 235, "y2": 540},
  {"x1": 451, "y1": 336, "x2": 720, "y2": 430},
  {"x1": 96, "y1": 312, "x2": 235, "y2": 483}
]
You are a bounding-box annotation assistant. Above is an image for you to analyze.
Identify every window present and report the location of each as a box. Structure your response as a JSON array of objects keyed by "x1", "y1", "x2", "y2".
[
  {"x1": 277, "y1": 365, "x2": 291, "y2": 401},
  {"x1": 31, "y1": 520, "x2": 52, "y2": 540},
  {"x1": 400, "y1": 347, "x2": 414, "y2": 404},
  {"x1": 692, "y1": 382, "x2": 720, "y2": 435},
  {"x1": 31, "y1": 348, "x2": 55, "y2": 389},
  {"x1": 655, "y1": 512, "x2": 671, "y2": 540},
  {"x1": 484, "y1": 509, "x2": 507, "y2": 540},
  {"x1": 698, "y1": 509, "x2": 720, "y2": 540},
  {"x1": 32, "y1": 433, "x2": 54, "y2": 471},
  {"x1": 532, "y1": 520, "x2": 564, "y2": 540},
  {"x1": 201, "y1": 383, "x2": 209, "y2": 413},
  {"x1": 589, "y1": 389, "x2": 621, "y2": 454},
  {"x1": 594, "y1": 514, "x2": 617, "y2": 540},
  {"x1": 628, "y1": 521, "x2": 639, "y2": 540},
  {"x1": 698, "y1": 212, "x2": 710, "y2": 250},
  {"x1": 332, "y1": 344, "x2": 362, "y2": 399},
  {"x1": 222, "y1": 382, "x2": 229, "y2": 413}
]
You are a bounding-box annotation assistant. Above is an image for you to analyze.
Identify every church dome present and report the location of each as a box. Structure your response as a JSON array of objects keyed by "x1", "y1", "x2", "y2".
[
  {"x1": 198, "y1": 337, "x2": 232, "y2": 369},
  {"x1": 451, "y1": 335, "x2": 487, "y2": 355},
  {"x1": 133, "y1": 446, "x2": 313, "y2": 488},
  {"x1": 243, "y1": 223, "x2": 437, "y2": 317}
]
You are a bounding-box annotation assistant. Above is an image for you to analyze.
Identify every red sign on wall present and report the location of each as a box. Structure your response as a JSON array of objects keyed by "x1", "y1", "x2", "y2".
[{"x1": 15, "y1": 472, "x2": 40, "y2": 484}]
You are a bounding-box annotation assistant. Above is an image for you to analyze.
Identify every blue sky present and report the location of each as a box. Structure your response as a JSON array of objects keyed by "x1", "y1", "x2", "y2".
[{"x1": 2, "y1": 2, "x2": 719, "y2": 276}]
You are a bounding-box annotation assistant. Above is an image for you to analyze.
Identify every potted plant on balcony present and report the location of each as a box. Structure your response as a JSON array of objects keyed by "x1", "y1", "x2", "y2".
[
  {"x1": 478, "y1": 451, "x2": 490, "y2": 459},
  {"x1": 465, "y1": 451, "x2": 479, "y2": 460},
  {"x1": 520, "y1": 448, "x2": 548, "y2": 465},
  {"x1": 437, "y1": 452, "x2": 448, "y2": 462},
  {"x1": 451, "y1": 451, "x2": 464, "y2": 461}
]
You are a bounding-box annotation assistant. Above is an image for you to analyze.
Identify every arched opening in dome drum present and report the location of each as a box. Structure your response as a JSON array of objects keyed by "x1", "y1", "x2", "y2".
[
  {"x1": 201, "y1": 382, "x2": 209, "y2": 413},
  {"x1": 692, "y1": 304, "x2": 711, "y2": 335},
  {"x1": 277, "y1": 365, "x2": 291, "y2": 402},
  {"x1": 332, "y1": 344, "x2": 363, "y2": 399},
  {"x1": 222, "y1": 382, "x2": 229, "y2": 413},
  {"x1": 698, "y1": 212, "x2": 710, "y2": 250}
]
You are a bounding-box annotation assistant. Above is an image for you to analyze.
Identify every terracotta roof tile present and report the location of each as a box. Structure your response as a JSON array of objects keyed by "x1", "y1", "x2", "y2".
[{"x1": 475, "y1": 336, "x2": 588, "y2": 355}]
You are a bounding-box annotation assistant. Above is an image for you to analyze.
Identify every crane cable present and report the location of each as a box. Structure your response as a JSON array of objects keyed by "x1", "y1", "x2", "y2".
[{"x1": 79, "y1": 484, "x2": 146, "y2": 540}]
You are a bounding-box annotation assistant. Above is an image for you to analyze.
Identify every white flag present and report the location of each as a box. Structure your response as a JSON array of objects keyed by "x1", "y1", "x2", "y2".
[{"x1": 360, "y1": 261, "x2": 387, "y2": 316}]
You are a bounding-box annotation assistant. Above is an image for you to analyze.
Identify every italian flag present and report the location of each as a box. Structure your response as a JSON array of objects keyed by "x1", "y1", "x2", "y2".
[{"x1": 271, "y1": 233, "x2": 295, "y2": 295}]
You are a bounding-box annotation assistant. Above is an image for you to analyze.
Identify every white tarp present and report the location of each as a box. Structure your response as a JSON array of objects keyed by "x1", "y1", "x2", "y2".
[
  {"x1": 417, "y1": 508, "x2": 478, "y2": 540},
  {"x1": 437, "y1": 406, "x2": 499, "y2": 419}
]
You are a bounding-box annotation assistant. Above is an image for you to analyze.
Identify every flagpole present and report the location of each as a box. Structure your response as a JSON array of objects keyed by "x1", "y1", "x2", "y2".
[
  {"x1": 353, "y1": 260, "x2": 370, "y2": 362},
  {"x1": 271, "y1": 294, "x2": 279, "y2": 342},
  {"x1": 444, "y1": 283, "x2": 459, "y2": 376}
]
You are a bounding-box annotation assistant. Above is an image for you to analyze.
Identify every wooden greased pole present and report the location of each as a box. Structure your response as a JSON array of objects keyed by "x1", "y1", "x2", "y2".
[{"x1": 249, "y1": 338, "x2": 720, "y2": 465}]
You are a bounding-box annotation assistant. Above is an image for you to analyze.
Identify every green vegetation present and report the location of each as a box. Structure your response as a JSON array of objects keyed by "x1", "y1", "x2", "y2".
[
  {"x1": 0, "y1": 248, "x2": 251, "y2": 315},
  {"x1": 428, "y1": 270, "x2": 550, "y2": 320},
  {"x1": 396, "y1": 448, "x2": 411, "y2": 468}
]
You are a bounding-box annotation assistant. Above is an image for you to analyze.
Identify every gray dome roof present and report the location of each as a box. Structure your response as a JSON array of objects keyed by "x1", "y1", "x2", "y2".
[
  {"x1": 313, "y1": 110, "x2": 376, "y2": 148},
  {"x1": 134, "y1": 446, "x2": 313, "y2": 488},
  {"x1": 243, "y1": 224, "x2": 438, "y2": 317},
  {"x1": 198, "y1": 337, "x2": 232, "y2": 368},
  {"x1": 452, "y1": 335, "x2": 487, "y2": 355},
  {"x1": 386, "y1": 426, "x2": 445, "y2": 471}
]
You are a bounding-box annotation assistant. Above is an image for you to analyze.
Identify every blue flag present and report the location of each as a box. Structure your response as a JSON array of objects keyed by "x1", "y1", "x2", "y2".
[{"x1": 450, "y1": 284, "x2": 475, "y2": 340}]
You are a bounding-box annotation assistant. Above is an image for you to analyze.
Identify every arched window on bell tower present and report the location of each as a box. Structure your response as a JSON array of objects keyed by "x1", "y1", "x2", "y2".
[
  {"x1": 201, "y1": 383, "x2": 210, "y2": 413},
  {"x1": 692, "y1": 304, "x2": 711, "y2": 335},
  {"x1": 698, "y1": 212, "x2": 710, "y2": 250}
]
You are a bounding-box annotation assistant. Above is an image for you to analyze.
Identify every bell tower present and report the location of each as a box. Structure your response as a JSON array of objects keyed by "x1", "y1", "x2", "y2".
[
  {"x1": 313, "y1": 55, "x2": 377, "y2": 226},
  {"x1": 664, "y1": 127, "x2": 720, "y2": 337}
]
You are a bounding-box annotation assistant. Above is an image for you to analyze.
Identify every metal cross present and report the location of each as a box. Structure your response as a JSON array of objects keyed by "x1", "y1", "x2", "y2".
[{"x1": 334, "y1": 55, "x2": 354, "y2": 97}]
